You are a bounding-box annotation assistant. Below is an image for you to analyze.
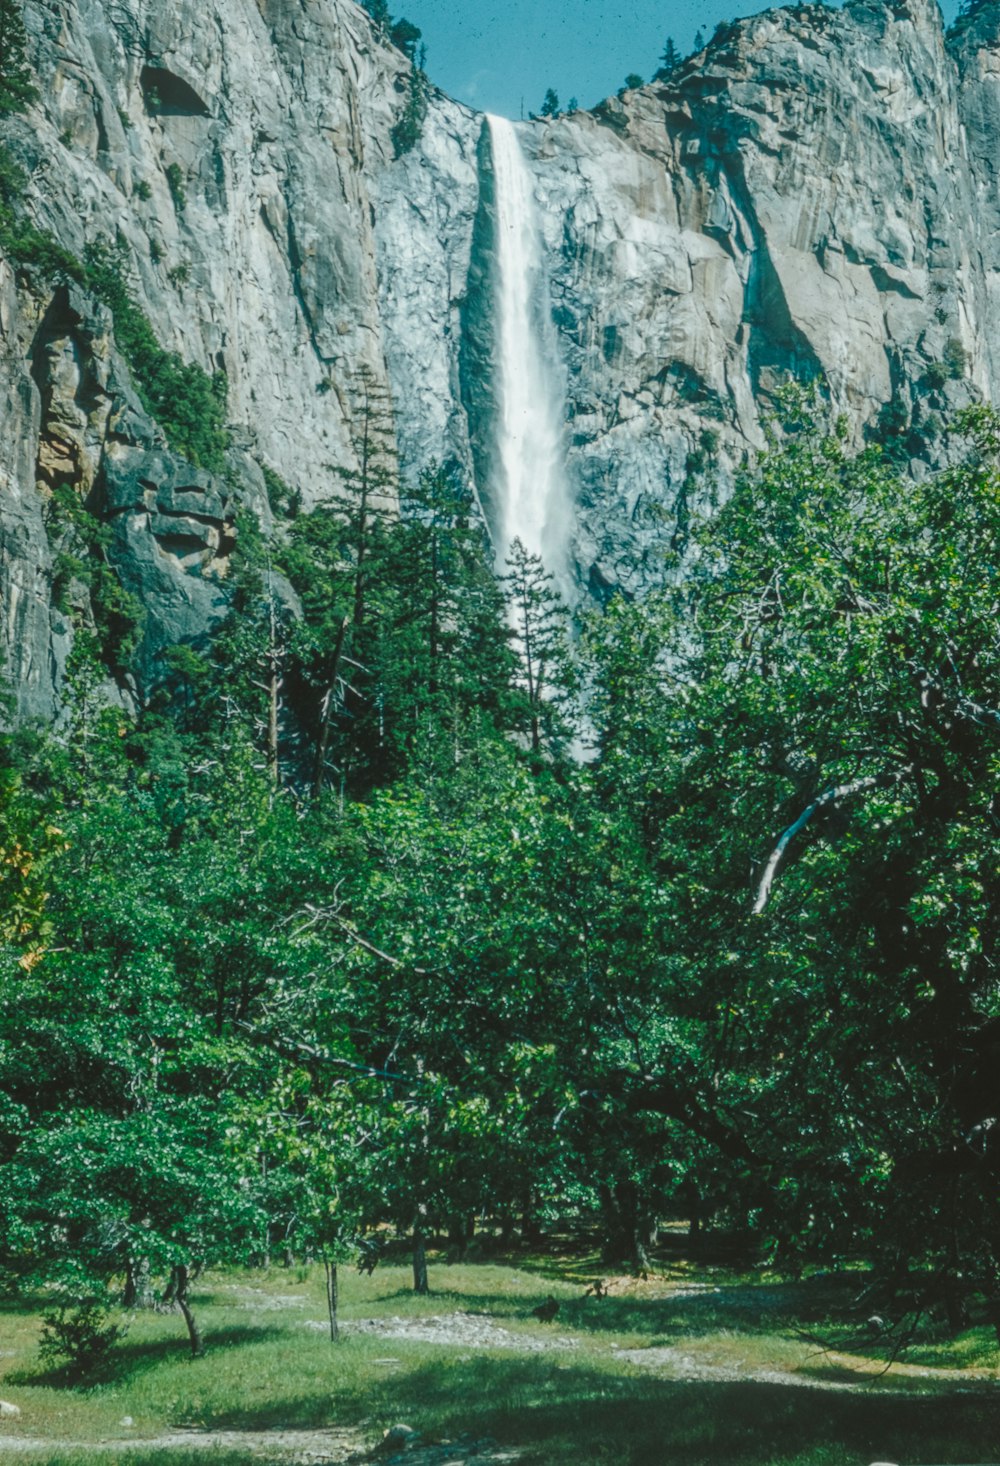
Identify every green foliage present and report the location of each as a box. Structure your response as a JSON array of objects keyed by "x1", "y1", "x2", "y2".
[
  {"x1": 654, "y1": 36, "x2": 681, "y2": 79},
  {"x1": 391, "y1": 60, "x2": 428, "y2": 157},
  {"x1": 539, "y1": 88, "x2": 560, "y2": 117},
  {"x1": 164, "y1": 162, "x2": 186, "y2": 212},
  {"x1": 0, "y1": 172, "x2": 227, "y2": 470},
  {"x1": 134, "y1": 178, "x2": 152, "y2": 201},
  {"x1": 82, "y1": 239, "x2": 229, "y2": 470},
  {"x1": 0, "y1": 0, "x2": 37, "y2": 116},
  {"x1": 389, "y1": 17, "x2": 422, "y2": 59},
  {"x1": 503, "y1": 537, "x2": 579, "y2": 756},
  {"x1": 362, "y1": 0, "x2": 391, "y2": 34},
  {"x1": 0, "y1": 150, "x2": 83, "y2": 279},
  {"x1": 44, "y1": 483, "x2": 146, "y2": 673},
  {"x1": 943, "y1": 335, "x2": 968, "y2": 380},
  {"x1": 5, "y1": 378, "x2": 1000, "y2": 1363},
  {"x1": 262, "y1": 463, "x2": 302, "y2": 518},
  {"x1": 924, "y1": 359, "x2": 948, "y2": 390},
  {"x1": 38, "y1": 1299, "x2": 127, "y2": 1377},
  {"x1": 584, "y1": 400, "x2": 1000, "y2": 1284}
]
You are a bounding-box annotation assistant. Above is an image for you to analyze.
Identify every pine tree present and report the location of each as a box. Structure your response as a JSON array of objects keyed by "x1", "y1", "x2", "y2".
[
  {"x1": 539, "y1": 88, "x2": 560, "y2": 118},
  {"x1": 0, "y1": 0, "x2": 36, "y2": 116},
  {"x1": 654, "y1": 36, "x2": 680, "y2": 81},
  {"x1": 503, "y1": 538, "x2": 577, "y2": 755}
]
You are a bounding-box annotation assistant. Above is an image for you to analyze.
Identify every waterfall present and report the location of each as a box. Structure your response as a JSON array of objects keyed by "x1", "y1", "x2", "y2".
[{"x1": 486, "y1": 114, "x2": 571, "y2": 590}]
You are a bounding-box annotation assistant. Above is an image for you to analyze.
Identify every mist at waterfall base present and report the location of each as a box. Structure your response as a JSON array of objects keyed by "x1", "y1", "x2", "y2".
[
  {"x1": 405, "y1": 0, "x2": 964, "y2": 120},
  {"x1": 486, "y1": 114, "x2": 573, "y2": 599}
]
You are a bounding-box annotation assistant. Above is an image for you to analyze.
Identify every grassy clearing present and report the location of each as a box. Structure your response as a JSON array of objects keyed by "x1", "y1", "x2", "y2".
[{"x1": 0, "y1": 1256, "x2": 996, "y2": 1464}]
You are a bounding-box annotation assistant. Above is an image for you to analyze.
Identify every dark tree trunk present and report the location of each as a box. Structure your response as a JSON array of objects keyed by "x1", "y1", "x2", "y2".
[
  {"x1": 123, "y1": 1255, "x2": 154, "y2": 1309},
  {"x1": 520, "y1": 1193, "x2": 544, "y2": 1247},
  {"x1": 412, "y1": 1229, "x2": 429, "y2": 1294},
  {"x1": 942, "y1": 1274, "x2": 970, "y2": 1335},
  {"x1": 600, "y1": 1180, "x2": 655, "y2": 1273},
  {"x1": 171, "y1": 1264, "x2": 204, "y2": 1358},
  {"x1": 312, "y1": 616, "x2": 348, "y2": 800},
  {"x1": 447, "y1": 1214, "x2": 475, "y2": 1259},
  {"x1": 324, "y1": 1258, "x2": 340, "y2": 1342}
]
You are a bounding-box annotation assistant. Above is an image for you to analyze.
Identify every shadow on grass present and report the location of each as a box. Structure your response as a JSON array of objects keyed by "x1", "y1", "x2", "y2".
[
  {"x1": 362, "y1": 1279, "x2": 841, "y2": 1342},
  {"x1": 193, "y1": 1354, "x2": 1000, "y2": 1464},
  {"x1": 6, "y1": 1324, "x2": 285, "y2": 1389}
]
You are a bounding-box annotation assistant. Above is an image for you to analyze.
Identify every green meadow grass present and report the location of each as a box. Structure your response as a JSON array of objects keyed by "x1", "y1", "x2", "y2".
[{"x1": 0, "y1": 1256, "x2": 995, "y2": 1465}]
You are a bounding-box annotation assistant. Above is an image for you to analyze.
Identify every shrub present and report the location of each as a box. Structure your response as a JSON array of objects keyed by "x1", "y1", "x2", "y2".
[
  {"x1": 944, "y1": 336, "x2": 968, "y2": 380},
  {"x1": 925, "y1": 359, "x2": 949, "y2": 392},
  {"x1": 83, "y1": 239, "x2": 229, "y2": 470},
  {"x1": 165, "y1": 162, "x2": 186, "y2": 212},
  {"x1": 39, "y1": 1299, "x2": 127, "y2": 1377}
]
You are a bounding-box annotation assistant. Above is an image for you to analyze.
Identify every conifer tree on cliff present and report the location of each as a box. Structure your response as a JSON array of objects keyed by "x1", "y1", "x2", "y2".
[{"x1": 0, "y1": 0, "x2": 36, "y2": 115}]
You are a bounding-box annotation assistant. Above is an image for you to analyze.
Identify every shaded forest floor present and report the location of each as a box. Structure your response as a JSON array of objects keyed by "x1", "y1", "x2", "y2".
[{"x1": 0, "y1": 1250, "x2": 997, "y2": 1465}]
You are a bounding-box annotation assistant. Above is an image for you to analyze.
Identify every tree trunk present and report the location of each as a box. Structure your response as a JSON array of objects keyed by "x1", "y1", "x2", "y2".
[
  {"x1": 123, "y1": 1255, "x2": 154, "y2": 1309},
  {"x1": 600, "y1": 1180, "x2": 654, "y2": 1273},
  {"x1": 324, "y1": 1258, "x2": 340, "y2": 1342},
  {"x1": 412, "y1": 1229, "x2": 429, "y2": 1294},
  {"x1": 171, "y1": 1264, "x2": 204, "y2": 1358},
  {"x1": 447, "y1": 1214, "x2": 475, "y2": 1260},
  {"x1": 520, "y1": 1193, "x2": 544, "y2": 1247},
  {"x1": 312, "y1": 617, "x2": 348, "y2": 800}
]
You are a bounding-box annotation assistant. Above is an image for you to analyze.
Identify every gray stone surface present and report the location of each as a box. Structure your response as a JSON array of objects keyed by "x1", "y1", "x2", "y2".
[{"x1": 1, "y1": 0, "x2": 999, "y2": 711}]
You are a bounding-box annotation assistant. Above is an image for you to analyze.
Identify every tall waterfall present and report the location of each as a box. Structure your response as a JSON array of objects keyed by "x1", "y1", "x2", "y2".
[{"x1": 486, "y1": 114, "x2": 571, "y2": 590}]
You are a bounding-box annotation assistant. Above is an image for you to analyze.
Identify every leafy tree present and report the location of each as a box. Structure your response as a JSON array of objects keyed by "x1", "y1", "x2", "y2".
[
  {"x1": 539, "y1": 88, "x2": 560, "y2": 118},
  {"x1": 582, "y1": 396, "x2": 1000, "y2": 1312}
]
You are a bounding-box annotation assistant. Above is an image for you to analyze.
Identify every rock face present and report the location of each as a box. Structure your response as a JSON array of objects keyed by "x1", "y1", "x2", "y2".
[{"x1": 0, "y1": 0, "x2": 998, "y2": 713}]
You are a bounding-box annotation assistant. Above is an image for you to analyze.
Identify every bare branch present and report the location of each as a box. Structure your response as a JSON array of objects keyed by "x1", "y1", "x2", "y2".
[
  {"x1": 753, "y1": 766, "x2": 912, "y2": 914},
  {"x1": 907, "y1": 659, "x2": 1000, "y2": 731}
]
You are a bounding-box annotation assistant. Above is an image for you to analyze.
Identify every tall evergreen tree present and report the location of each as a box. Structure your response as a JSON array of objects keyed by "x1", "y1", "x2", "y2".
[
  {"x1": 503, "y1": 538, "x2": 577, "y2": 755},
  {"x1": 0, "y1": 0, "x2": 36, "y2": 116},
  {"x1": 654, "y1": 36, "x2": 680, "y2": 80}
]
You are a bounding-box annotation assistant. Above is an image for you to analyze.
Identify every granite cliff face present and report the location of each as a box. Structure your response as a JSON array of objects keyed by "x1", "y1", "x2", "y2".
[{"x1": 1, "y1": 0, "x2": 998, "y2": 715}]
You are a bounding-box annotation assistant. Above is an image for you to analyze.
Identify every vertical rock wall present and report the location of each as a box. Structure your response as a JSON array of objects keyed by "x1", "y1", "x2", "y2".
[{"x1": 2, "y1": 0, "x2": 1000, "y2": 714}]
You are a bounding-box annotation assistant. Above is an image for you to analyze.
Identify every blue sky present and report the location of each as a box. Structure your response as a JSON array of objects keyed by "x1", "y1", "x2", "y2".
[{"x1": 402, "y1": 0, "x2": 964, "y2": 118}]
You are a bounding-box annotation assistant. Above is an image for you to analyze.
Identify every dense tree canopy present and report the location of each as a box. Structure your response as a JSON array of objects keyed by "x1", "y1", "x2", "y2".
[{"x1": 3, "y1": 392, "x2": 1000, "y2": 1352}]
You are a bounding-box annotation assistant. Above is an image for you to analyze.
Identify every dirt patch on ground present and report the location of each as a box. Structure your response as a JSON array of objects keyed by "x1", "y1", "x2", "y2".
[
  {"x1": 0, "y1": 1426, "x2": 523, "y2": 1464},
  {"x1": 303, "y1": 1312, "x2": 579, "y2": 1353},
  {"x1": 223, "y1": 1284, "x2": 307, "y2": 1311},
  {"x1": 0, "y1": 1426, "x2": 362, "y2": 1461}
]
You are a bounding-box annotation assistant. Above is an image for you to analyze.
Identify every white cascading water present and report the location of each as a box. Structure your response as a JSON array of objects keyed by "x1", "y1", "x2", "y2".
[{"x1": 486, "y1": 114, "x2": 571, "y2": 590}]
